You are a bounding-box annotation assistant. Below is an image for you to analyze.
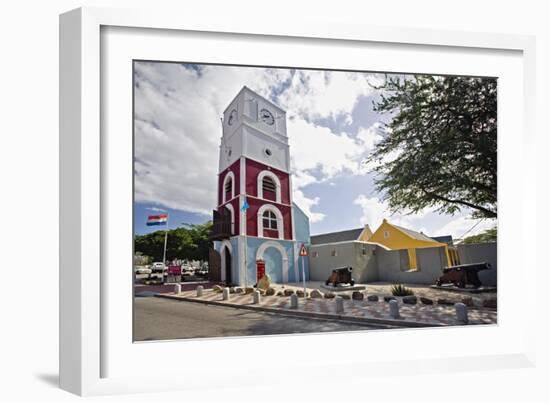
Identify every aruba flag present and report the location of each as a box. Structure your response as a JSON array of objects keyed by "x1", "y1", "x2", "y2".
[
  {"x1": 146, "y1": 214, "x2": 168, "y2": 226},
  {"x1": 241, "y1": 197, "x2": 249, "y2": 212}
]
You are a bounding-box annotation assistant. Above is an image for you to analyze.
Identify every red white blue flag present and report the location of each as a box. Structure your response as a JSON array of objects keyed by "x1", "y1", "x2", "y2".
[{"x1": 146, "y1": 214, "x2": 168, "y2": 226}]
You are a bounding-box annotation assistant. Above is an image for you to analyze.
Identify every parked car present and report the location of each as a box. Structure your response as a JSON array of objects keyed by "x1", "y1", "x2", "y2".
[
  {"x1": 134, "y1": 266, "x2": 152, "y2": 275},
  {"x1": 181, "y1": 270, "x2": 192, "y2": 277},
  {"x1": 151, "y1": 262, "x2": 165, "y2": 273},
  {"x1": 195, "y1": 269, "x2": 208, "y2": 277}
]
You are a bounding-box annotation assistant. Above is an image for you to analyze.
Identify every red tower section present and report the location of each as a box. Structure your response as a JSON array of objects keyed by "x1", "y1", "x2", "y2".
[
  {"x1": 215, "y1": 157, "x2": 293, "y2": 241},
  {"x1": 244, "y1": 158, "x2": 292, "y2": 240}
]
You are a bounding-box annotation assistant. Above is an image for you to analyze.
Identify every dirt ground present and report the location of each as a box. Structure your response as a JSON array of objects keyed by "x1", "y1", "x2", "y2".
[{"x1": 281, "y1": 281, "x2": 496, "y2": 308}]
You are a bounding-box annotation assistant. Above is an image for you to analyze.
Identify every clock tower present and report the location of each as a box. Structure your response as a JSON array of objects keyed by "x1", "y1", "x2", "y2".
[{"x1": 211, "y1": 86, "x2": 310, "y2": 286}]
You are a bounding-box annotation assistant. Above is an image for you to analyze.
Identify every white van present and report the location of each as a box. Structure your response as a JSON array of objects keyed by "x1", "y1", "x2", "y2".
[{"x1": 151, "y1": 262, "x2": 165, "y2": 273}]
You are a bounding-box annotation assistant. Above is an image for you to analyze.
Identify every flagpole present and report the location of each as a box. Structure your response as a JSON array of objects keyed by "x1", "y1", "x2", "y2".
[{"x1": 162, "y1": 215, "x2": 168, "y2": 268}]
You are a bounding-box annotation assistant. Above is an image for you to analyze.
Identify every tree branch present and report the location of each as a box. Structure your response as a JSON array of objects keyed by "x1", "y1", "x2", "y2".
[{"x1": 420, "y1": 187, "x2": 497, "y2": 218}]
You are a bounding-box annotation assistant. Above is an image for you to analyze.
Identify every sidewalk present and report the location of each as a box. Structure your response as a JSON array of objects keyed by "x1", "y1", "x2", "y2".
[{"x1": 156, "y1": 288, "x2": 497, "y2": 328}]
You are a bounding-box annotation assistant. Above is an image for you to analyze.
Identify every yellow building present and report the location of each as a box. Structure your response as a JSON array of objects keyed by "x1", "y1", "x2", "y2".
[{"x1": 360, "y1": 219, "x2": 456, "y2": 270}]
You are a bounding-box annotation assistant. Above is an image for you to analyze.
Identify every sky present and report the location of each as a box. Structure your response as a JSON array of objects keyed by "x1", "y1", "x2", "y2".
[{"x1": 133, "y1": 61, "x2": 496, "y2": 239}]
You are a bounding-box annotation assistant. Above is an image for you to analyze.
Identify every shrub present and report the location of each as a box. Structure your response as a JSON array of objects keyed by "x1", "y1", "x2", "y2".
[{"x1": 391, "y1": 283, "x2": 414, "y2": 296}]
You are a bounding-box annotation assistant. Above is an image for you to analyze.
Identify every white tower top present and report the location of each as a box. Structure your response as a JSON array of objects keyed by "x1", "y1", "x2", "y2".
[{"x1": 219, "y1": 86, "x2": 290, "y2": 173}]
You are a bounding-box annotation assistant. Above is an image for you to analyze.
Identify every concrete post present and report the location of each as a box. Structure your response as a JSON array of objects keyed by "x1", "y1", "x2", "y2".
[
  {"x1": 253, "y1": 290, "x2": 261, "y2": 304},
  {"x1": 196, "y1": 285, "x2": 204, "y2": 297},
  {"x1": 335, "y1": 296, "x2": 344, "y2": 314},
  {"x1": 174, "y1": 284, "x2": 181, "y2": 294},
  {"x1": 455, "y1": 302, "x2": 469, "y2": 324},
  {"x1": 389, "y1": 300, "x2": 400, "y2": 318},
  {"x1": 290, "y1": 293, "x2": 298, "y2": 309},
  {"x1": 222, "y1": 287, "x2": 230, "y2": 301}
]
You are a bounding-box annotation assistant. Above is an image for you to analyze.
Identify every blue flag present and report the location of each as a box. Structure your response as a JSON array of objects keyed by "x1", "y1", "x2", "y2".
[{"x1": 241, "y1": 197, "x2": 249, "y2": 212}]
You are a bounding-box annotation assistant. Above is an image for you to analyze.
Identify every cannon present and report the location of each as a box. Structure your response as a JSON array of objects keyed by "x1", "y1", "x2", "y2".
[
  {"x1": 436, "y1": 262, "x2": 492, "y2": 288},
  {"x1": 325, "y1": 266, "x2": 355, "y2": 287}
]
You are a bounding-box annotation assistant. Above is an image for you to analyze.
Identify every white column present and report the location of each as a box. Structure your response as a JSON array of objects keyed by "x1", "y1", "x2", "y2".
[
  {"x1": 389, "y1": 300, "x2": 400, "y2": 318},
  {"x1": 335, "y1": 296, "x2": 344, "y2": 314},
  {"x1": 290, "y1": 294, "x2": 298, "y2": 309},
  {"x1": 253, "y1": 290, "x2": 261, "y2": 304},
  {"x1": 455, "y1": 303, "x2": 469, "y2": 324}
]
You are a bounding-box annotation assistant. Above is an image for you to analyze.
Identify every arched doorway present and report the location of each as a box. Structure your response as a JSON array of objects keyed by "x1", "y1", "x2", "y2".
[
  {"x1": 220, "y1": 240, "x2": 233, "y2": 285},
  {"x1": 223, "y1": 246, "x2": 232, "y2": 284},
  {"x1": 256, "y1": 241, "x2": 289, "y2": 283}
]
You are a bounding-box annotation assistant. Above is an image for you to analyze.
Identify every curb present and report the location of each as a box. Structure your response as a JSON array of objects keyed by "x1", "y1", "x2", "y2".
[{"x1": 154, "y1": 293, "x2": 443, "y2": 328}]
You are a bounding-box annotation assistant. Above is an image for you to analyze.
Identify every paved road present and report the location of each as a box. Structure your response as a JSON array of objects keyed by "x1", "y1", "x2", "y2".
[{"x1": 134, "y1": 296, "x2": 387, "y2": 341}]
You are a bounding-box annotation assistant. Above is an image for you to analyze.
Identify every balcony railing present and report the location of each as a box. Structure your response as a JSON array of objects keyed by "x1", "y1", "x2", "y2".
[{"x1": 209, "y1": 209, "x2": 232, "y2": 240}]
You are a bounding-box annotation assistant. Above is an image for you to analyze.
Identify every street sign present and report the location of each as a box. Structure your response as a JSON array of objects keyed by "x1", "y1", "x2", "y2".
[{"x1": 299, "y1": 244, "x2": 308, "y2": 296}]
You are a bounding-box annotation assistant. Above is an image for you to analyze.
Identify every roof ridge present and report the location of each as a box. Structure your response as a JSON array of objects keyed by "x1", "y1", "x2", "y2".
[
  {"x1": 388, "y1": 222, "x2": 437, "y2": 242},
  {"x1": 311, "y1": 227, "x2": 364, "y2": 237}
]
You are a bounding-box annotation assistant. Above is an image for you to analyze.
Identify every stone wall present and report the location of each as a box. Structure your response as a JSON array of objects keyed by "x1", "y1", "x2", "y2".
[
  {"x1": 353, "y1": 243, "x2": 379, "y2": 283},
  {"x1": 308, "y1": 241, "x2": 492, "y2": 286},
  {"x1": 457, "y1": 242, "x2": 497, "y2": 287},
  {"x1": 308, "y1": 242, "x2": 377, "y2": 283},
  {"x1": 376, "y1": 246, "x2": 446, "y2": 285}
]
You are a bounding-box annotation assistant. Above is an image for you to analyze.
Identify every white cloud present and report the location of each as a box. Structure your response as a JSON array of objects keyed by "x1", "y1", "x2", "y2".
[
  {"x1": 353, "y1": 194, "x2": 435, "y2": 234},
  {"x1": 134, "y1": 63, "x2": 291, "y2": 215},
  {"x1": 353, "y1": 195, "x2": 389, "y2": 229},
  {"x1": 287, "y1": 118, "x2": 366, "y2": 179},
  {"x1": 434, "y1": 216, "x2": 497, "y2": 241},
  {"x1": 146, "y1": 207, "x2": 167, "y2": 213},
  {"x1": 277, "y1": 70, "x2": 382, "y2": 123},
  {"x1": 134, "y1": 62, "x2": 385, "y2": 222},
  {"x1": 292, "y1": 189, "x2": 325, "y2": 223},
  {"x1": 134, "y1": 62, "x2": 489, "y2": 238},
  {"x1": 356, "y1": 123, "x2": 383, "y2": 150}
]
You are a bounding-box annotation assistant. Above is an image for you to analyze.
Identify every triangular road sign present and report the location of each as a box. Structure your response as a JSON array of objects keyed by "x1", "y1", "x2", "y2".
[{"x1": 299, "y1": 243, "x2": 308, "y2": 256}]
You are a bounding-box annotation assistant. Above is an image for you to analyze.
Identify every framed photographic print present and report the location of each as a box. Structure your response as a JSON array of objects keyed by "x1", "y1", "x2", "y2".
[{"x1": 60, "y1": 7, "x2": 536, "y2": 396}]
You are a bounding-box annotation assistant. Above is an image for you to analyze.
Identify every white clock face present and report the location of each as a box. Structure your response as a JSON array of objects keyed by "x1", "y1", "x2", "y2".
[
  {"x1": 259, "y1": 108, "x2": 275, "y2": 125},
  {"x1": 227, "y1": 109, "x2": 237, "y2": 126}
]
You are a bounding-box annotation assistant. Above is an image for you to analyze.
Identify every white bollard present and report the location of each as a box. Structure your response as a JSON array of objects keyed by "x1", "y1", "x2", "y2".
[
  {"x1": 389, "y1": 300, "x2": 400, "y2": 318},
  {"x1": 253, "y1": 290, "x2": 261, "y2": 304},
  {"x1": 196, "y1": 285, "x2": 204, "y2": 297},
  {"x1": 290, "y1": 293, "x2": 298, "y2": 309},
  {"x1": 455, "y1": 303, "x2": 469, "y2": 324},
  {"x1": 174, "y1": 284, "x2": 181, "y2": 294},
  {"x1": 335, "y1": 296, "x2": 344, "y2": 314},
  {"x1": 222, "y1": 287, "x2": 230, "y2": 301}
]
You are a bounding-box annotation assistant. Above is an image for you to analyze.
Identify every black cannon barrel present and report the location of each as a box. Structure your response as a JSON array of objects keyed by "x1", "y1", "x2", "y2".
[
  {"x1": 444, "y1": 262, "x2": 491, "y2": 273},
  {"x1": 332, "y1": 266, "x2": 353, "y2": 273}
]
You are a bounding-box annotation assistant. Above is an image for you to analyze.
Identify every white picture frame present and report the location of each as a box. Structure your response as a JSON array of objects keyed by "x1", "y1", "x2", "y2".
[{"x1": 60, "y1": 7, "x2": 537, "y2": 396}]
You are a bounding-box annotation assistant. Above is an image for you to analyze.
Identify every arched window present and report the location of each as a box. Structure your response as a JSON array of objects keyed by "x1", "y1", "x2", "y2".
[
  {"x1": 262, "y1": 210, "x2": 278, "y2": 230},
  {"x1": 257, "y1": 204, "x2": 284, "y2": 239},
  {"x1": 225, "y1": 177, "x2": 232, "y2": 199},
  {"x1": 222, "y1": 171, "x2": 235, "y2": 204},
  {"x1": 257, "y1": 170, "x2": 281, "y2": 203}
]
